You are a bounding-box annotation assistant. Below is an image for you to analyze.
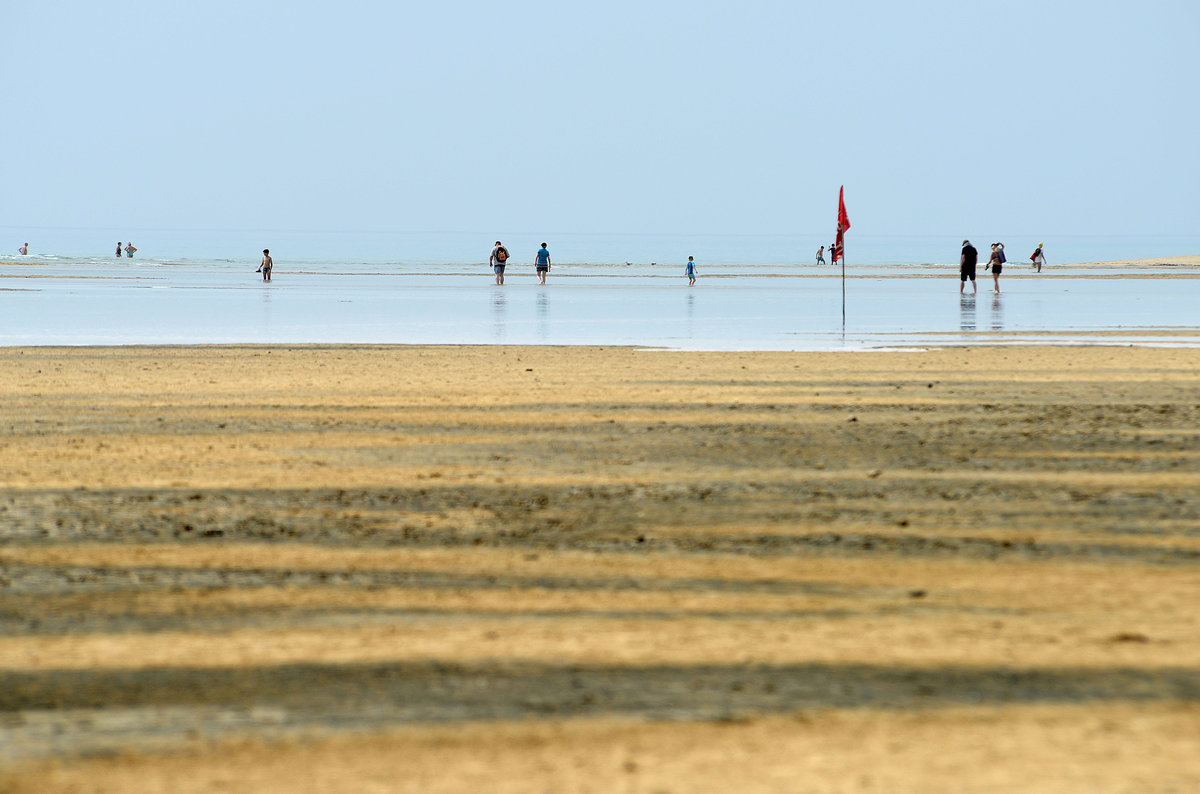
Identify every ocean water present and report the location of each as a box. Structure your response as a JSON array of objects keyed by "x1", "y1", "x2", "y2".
[{"x1": 2, "y1": 229, "x2": 1198, "y2": 349}]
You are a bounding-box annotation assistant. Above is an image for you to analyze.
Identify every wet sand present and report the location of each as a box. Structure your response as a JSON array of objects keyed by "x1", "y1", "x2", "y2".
[{"x1": 1, "y1": 344, "x2": 1199, "y2": 792}]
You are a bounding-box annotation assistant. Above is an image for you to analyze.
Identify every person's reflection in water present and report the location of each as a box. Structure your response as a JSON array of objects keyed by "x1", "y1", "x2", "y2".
[
  {"x1": 536, "y1": 291, "x2": 550, "y2": 342},
  {"x1": 990, "y1": 293, "x2": 1004, "y2": 332},
  {"x1": 960, "y1": 294, "x2": 977, "y2": 332},
  {"x1": 685, "y1": 292, "x2": 696, "y2": 340},
  {"x1": 491, "y1": 290, "x2": 507, "y2": 341},
  {"x1": 260, "y1": 283, "x2": 272, "y2": 335}
]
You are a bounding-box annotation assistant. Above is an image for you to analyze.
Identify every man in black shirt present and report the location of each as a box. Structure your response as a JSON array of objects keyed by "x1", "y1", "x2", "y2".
[{"x1": 960, "y1": 239, "x2": 978, "y2": 294}]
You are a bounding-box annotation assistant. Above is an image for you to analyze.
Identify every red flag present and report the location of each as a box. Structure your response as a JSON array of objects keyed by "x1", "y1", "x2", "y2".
[{"x1": 833, "y1": 186, "x2": 850, "y2": 263}]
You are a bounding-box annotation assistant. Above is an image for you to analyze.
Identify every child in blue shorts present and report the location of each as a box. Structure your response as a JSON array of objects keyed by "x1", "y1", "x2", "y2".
[{"x1": 686, "y1": 256, "x2": 696, "y2": 286}]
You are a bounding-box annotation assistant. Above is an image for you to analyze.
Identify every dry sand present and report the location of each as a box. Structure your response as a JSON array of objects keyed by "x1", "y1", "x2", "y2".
[{"x1": 1, "y1": 344, "x2": 1198, "y2": 792}]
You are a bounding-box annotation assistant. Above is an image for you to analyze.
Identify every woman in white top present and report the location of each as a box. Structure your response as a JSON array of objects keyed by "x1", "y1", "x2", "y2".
[{"x1": 1031, "y1": 243, "x2": 1046, "y2": 273}]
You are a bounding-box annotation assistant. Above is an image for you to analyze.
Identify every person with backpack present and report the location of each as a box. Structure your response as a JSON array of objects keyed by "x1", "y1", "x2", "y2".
[
  {"x1": 490, "y1": 241, "x2": 509, "y2": 285},
  {"x1": 986, "y1": 242, "x2": 1005, "y2": 293},
  {"x1": 1030, "y1": 243, "x2": 1046, "y2": 273}
]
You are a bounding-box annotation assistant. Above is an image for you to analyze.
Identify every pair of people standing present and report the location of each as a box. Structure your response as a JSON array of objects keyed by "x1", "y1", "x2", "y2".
[
  {"x1": 116, "y1": 242, "x2": 136, "y2": 258},
  {"x1": 818, "y1": 244, "x2": 841, "y2": 265},
  {"x1": 489, "y1": 242, "x2": 551, "y2": 285},
  {"x1": 960, "y1": 239, "x2": 1027, "y2": 295},
  {"x1": 959, "y1": 240, "x2": 1005, "y2": 293}
]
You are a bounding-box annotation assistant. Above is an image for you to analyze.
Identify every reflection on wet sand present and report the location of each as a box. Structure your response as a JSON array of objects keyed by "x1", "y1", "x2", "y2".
[
  {"x1": 536, "y1": 292, "x2": 549, "y2": 342},
  {"x1": 4, "y1": 257, "x2": 1200, "y2": 349},
  {"x1": 960, "y1": 294, "x2": 976, "y2": 332},
  {"x1": 491, "y1": 290, "x2": 507, "y2": 341}
]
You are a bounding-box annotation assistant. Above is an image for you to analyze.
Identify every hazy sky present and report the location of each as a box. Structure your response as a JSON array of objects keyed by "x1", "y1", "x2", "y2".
[{"x1": 3, "y1": 0, "x2": 1196, "y2": 237}]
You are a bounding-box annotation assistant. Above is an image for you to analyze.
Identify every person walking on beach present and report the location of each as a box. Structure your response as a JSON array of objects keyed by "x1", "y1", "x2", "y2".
[
  {"x1": 490, "y1": 241, "x2": 509, "y2": 285},
  {"x1": 124, "y1": 242, "x2": 137, "y2": 258},
  {"x1": 960, "y1": 239, "x2": 978, "y2": 294},
  {"x1": 1030, "y1": 242, "x2": 1046, "y2": 273},
  {"x1": 258, "y1": 249, "x2": 273, "y2": 281},
  {"x1": 534, "y1": 243, "x2": 551, "y2": 285},
  {"x1": 116, "y1": 242, "x2": 123, "y2": 258},
  {"x1": 816, "y1": 245, "x2": 825, "y2": 265},
  {"x1": 18, "y1": 243, "x2": 27, "y2": 255},
  {"x1": 686, "y1": 256, "x2": 697, "y2": 286},
  {"x1": 986, "y1": 242, "x2": 1004, "y2": 293}
]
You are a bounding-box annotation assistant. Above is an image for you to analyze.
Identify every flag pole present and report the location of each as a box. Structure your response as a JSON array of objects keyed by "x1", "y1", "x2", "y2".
[{"x1": 836, "y1": 185, "x2": 848, "y2": 327}]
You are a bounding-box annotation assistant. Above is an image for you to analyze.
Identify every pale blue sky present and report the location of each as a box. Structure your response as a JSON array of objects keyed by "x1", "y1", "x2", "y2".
[{"x1": 3, "y1": 0, "x2": 1196, "y2": 237}]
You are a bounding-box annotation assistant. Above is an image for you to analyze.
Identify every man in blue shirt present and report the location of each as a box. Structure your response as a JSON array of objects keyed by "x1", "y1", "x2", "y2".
[{"x1": 534, "y1": 243, "x2": 551, "y2": 284}]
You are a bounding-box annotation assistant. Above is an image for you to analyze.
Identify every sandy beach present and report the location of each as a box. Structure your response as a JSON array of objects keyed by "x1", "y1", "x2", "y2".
[{"x1": 2, "y1": 343, "x2": 1199, "y2": 792}]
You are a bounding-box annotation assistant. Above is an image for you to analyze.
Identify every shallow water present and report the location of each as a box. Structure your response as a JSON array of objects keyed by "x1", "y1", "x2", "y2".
[{"x1": 2, "y1": 256, "x2": 1198, "y2": 349}]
